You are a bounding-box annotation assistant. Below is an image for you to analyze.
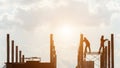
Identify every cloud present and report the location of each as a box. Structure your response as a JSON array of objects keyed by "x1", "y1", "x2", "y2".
[
  {"x1": 0, "y1": 0, "x2": 117, "y2": 31},
  {"x1": 0, "y1": 14, "x2": 21, "y2": 29},
  {"x1": 6, "y1": 0, "x2": 41, "y2": 5}
]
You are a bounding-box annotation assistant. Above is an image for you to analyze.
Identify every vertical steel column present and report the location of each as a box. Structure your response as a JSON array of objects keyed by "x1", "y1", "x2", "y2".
[
  {"x1": 12, "y1": 40, "x2": 14, "y2": 63},
  {"x1": 105, "y1": 46, "x2": 107, "y2": 68},
  {"x1": 100, "y1": 46, "x2": 105, "y2": 67},
  {"x1": 16, "y1": 46, "x2": 18, "y2": 63},
  {"x1": 50, "y1": 34, "x2": 53, "y2": 63},
  {"x1": 50, "y1": 34, "x2": 57, "y2": 68},
  {"x1": 100, "y1": 52, "x2": 104, "y2": 68},
  {"x1": 108, "y1": 41, "x2": 110, "y2": 68},
  {"x1": 80, "y1": 34, "x2": 83, "y2": 68},
  {"x1": 7, "y1": 34, "x2": 10, "y2": 63},
  {"x1": 19, "y1": 51, "x2": 22, "y2": 63},
  {"x1": 54, "y1": 54, "x2": 57, "y2": 68},
  {"x1": 111, "y1": 34, "x2": 114, "y2": 68},
  {"x1": 22, "y1": 55, "x2": 25, "y2": 63}
]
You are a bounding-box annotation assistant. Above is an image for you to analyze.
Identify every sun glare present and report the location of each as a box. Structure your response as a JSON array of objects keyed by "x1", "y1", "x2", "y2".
[
  {"x1": 62, "y1": 26, "x2": 73, "y2": 35},
  {"x1": 55, "y1": 24, "x2": 74, "y2": 40}
]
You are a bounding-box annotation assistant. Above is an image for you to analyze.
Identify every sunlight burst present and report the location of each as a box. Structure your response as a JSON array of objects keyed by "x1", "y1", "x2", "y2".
[
  {"x1": 55, "y1": 24, "x2": 74, "y2": 41},
  {"x1": 60, "y1": 25, "x2": 72, "y2": 36}
]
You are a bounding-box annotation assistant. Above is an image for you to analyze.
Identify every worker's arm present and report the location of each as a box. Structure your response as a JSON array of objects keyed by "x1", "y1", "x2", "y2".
[{"x1": 104, "y1": 39, "x2": 109, "y2": 41}]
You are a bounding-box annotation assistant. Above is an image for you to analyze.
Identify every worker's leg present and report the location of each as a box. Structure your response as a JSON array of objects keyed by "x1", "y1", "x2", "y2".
[
  {"x1": 85, "y1": 46, "x2": 87, "y2": 53},
  {"x1": 84, "y1": 46, "x2": 87, "y2": 58},
  {"x1": 98, "y1": 46, "x2": 101, "y2": 53},
  {"x1": 88, "y1": 46, "x2": 91, "y2": 53}
]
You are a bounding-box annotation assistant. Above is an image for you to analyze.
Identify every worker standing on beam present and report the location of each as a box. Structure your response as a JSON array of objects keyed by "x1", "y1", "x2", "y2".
[
  {"x1": 83, "y1": 37, "x2": 91, "y2": 58},
  {"x1": 98, "y1": 35, "x2": 108, "y2": 53}
]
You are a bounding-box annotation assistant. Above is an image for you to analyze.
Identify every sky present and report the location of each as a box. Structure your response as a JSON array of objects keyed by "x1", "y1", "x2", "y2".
[{"x1": 0, "y1": 0, "x2": 120, "y2": 68}]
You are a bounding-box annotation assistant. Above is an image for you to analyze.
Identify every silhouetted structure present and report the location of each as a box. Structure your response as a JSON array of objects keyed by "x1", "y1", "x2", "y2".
[
  {"x1": 15, "y1": 46, "x2": 18, "y2": 63},
  {"x1": 76, "y1": 34, "x2": 114, "y2": 68},
  {"x1": 76, "y1": 34, "x2": 83, "y2": 68},
  {"x1": 7, "y1": 34, "x2": 10, "y2": 63},
  {"x1": 6, "y1": 34, "x2": 57, "y2": 68},
  {"x1": 98, "y1": 35, "x2": 108, "y2": 53},
  {"x1": 76, "y1": 34, "x2": 94, "y2": 68},
  {"x1": 4, "y1": 33, "x2": 114, "y2": 68}
]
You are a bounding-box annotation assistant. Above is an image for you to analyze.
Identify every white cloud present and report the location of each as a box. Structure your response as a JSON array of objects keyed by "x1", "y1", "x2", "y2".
[{"x1": 0, "y1": 0, "x2": 117, "y2": 31}]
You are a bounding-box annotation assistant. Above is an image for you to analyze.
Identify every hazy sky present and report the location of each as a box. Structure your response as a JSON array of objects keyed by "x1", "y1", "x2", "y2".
[{"x1": 0, "y1": 0, "x2": 120, "y2": 68}]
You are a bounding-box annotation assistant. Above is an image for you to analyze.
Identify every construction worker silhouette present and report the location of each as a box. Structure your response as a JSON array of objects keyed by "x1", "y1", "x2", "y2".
[
  {"x1": 83, "y1": 37, "x2": 91, "y2": 58},
  {"x1": 98, "y1": 35, "x2": 108, "y2": 53}
]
